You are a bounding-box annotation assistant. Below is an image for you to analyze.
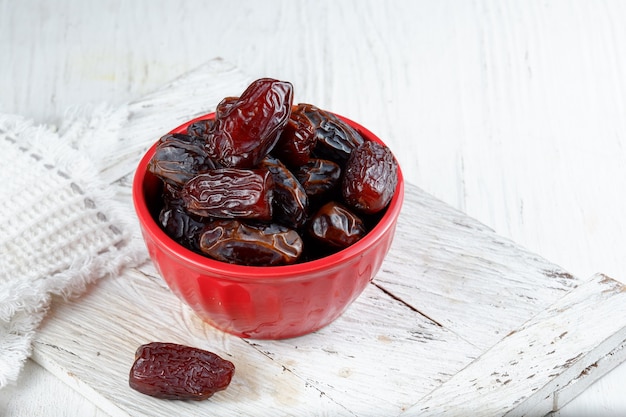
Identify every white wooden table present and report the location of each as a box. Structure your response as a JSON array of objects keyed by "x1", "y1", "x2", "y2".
[{"x1": 2, "y1": 1, "x2": 626, "y2": 415}]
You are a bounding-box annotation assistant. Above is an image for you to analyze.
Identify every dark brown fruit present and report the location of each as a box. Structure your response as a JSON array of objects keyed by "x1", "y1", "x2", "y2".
[
  {"x1": 308, "y1": 201, "x2": 366, "y2": 248},
  {"x1": 342, "y1": 141, "x2": 398, "y2": 214},
  {"x1": 148, "y1": 133, "x2": 219, "y2": 187},
  {"x1": 259, "y1": 155, "x2": 308, "y2": 229},
  {"x1": 300, "y1": 104, "x2": 365, "y2": 163},
  {"x1": 186, "y1": 119, "x2": 215, "y2": 138},
  {"x1": 181, "y1": 169, "x2": 274, "y2": 221},
  {"x1": 206, "y1": 78, "x2": 293, "y2": 168},
  {"x1": 294, "y1": 158, "x2": 342, "y2": 198},
  {"x1": 215, "y1": 96, "x2": 239, "y2": 120},
  {"x1": 158, "y1": 183, "x2": 207, "y2": 252},
  {"x1": 199, "y1": 220, "x2": 303, "y2": 266},
  {"x1": 272, "y1": 106, "x2": 316, "y2": 167},
  {"x1": 159, "y1": 204, "x2": 206, "y2": 252},
  {"x1": 129, "y1": 342, "x2": 235, "y2": 401}
]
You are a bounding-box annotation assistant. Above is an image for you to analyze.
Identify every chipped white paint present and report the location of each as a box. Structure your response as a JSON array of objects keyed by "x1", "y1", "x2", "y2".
[{"x1": 405, "y1": 274, "x2": 626, "y2": 416}]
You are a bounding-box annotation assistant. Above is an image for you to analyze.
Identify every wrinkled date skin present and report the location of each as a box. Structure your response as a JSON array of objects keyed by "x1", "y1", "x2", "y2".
[
  {"x1": 342, "y1": 140, "x2": 399, "y2": 214},
  {"x1": 181, "y1": 169, "x2": 274, "y2": 221},
  {"x1": 308, "y1": 201, "x2": 366, "y2": 248},
  {"x1": 272, "y1": 107, "x2": 316, "y2": 167},
  {"x1": 259, "y1": 155, "x2": 309, "y2": 229},
  {"x1": 207, "y1": 78, "x2": 294, "y2": 168},
  {"x1": 215, "y1": 96, "x2": 240, "y2": 120},
  {"x1": 199, "y1": 220, "x2": 303, "y2": 266},
  {"x1": 158, "y1": 184, "x2": 206, "y2": 251},
  {"x1": 186, "y1": 118, "x2": 215, "y2": 138},
  {"x1": 159, "y1": 202, "x2": 206, "y2": 252},
  {"x1": 148, "y1": 133, "x2": 219, "y2": 187},
  {"x1": 294, "y1": 158, "x2": 342, "y2": 198},
  {"x1": 129, "y1": 342, "x2": 235, "y2": 401},
  {"x1": 301, "y1": 104, "x2": 365, "y2": 162}
]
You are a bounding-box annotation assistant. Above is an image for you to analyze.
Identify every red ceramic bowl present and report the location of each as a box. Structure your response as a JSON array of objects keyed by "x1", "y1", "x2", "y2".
[{"x1": 132, "y1": 112, "x2": 404, "y2": 339}]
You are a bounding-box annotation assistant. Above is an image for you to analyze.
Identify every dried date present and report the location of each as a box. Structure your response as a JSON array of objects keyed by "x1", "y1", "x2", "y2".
[
  {"x1": 215, "y1": 96, "x2": 239, "y2": 119},
  {"x1": 259, "y1": 155, "x2": 308, "y2": 229},
  {"x1": 308, "y1": 201, "x2": 366, "y2": 248},
  {"x1": 158, "y1": 182, "x2": 206, "y2": 252},
  {"x1": 199, "y1": 220, "x2": 303, "y2": 266},
  {"x1": 206, "y1": 78, "x2": 293, "y2": 168},
  {"x1": 301, "y1": 104, "x2": 365, "y2": 163},
  {"x1": 129, "y1": 342, "x2": 235, "y2": 401},
  {"x1": 294, "y1": 158, "x2": 341, "y2": 198},
  {"x1": 181, "y1": 169, "x2": 274, "y2": 221},
  {"x1": 272, "y1": 106, "x2": 316, "y2": 167},
  {"x1": 148, "y1": 133, "x2": 219, "y2": 187},
  {"x1": 159, "y1": 203, "x2": 206, "y2": 252},
  {"x1": 186, "y1": 118, "x2": 215, "y2": 138},
  {"x1": 342, "y1": 140, "x2": 398, "y2": 214}
]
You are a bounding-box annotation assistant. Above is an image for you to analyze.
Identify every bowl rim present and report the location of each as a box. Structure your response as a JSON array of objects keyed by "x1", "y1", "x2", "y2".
[{"x1": 132, "y1": 111, "x2": 405, "y2": 281}]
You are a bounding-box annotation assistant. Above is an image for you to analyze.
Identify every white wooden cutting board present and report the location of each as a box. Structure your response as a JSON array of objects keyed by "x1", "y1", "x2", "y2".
[{"x1": 32, "y1": 59, "x2": 626, "y2": 416}]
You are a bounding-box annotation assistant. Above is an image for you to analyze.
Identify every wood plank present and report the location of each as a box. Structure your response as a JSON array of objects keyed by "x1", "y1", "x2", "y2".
[
  {"x1": 403, "y1": 273, "x2": 626, "y2": 416},
  {"x1": 243, "y1": 285, "x2": 482, "y2": 415},
  {"x1": 34, "y1": 268, "x2": 349, "y2": 417},
  {"x1": 552, "y1": 336, "x2": 626, "y2": 412},
  {"x1": 34, "y1": 262, "x2": 481, "y2": 416},
  {"x1": 375, "y1": 183, "x2": 581, "y2": 350}
]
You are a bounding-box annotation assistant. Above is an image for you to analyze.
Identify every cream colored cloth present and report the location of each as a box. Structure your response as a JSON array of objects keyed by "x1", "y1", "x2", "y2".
[{"x1": 0, "y1": 111, "x2": 146, "y2": 388}]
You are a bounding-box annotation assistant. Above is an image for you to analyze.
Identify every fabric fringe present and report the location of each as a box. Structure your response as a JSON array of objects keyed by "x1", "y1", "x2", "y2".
[{"x1": 0, "y1": 111, "x2": 147, "y2": 389}]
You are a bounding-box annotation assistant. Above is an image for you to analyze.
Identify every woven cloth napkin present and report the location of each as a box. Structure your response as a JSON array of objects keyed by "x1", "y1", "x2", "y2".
[
  {"x1": 0, "y1": 110, "x2": 146, "y2": 388},
  {"x1": 0, "y1": 58, "x2": 250, "y2": 389}
]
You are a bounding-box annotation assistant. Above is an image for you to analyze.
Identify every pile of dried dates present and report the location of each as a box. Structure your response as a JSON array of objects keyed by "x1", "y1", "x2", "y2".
[{"x1": 148, "y1": 78, "x2": 398, "y2": 266}]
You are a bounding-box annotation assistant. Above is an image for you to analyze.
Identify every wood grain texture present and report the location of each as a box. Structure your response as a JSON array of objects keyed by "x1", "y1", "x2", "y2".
[
  {"x1": 32, "y1": 265, "x2": 479, "y2": 417},
  {"x1": 405, "y1": 274, "x2": 626, "y2": 416},
  {"x1": 2, "y1": 0, "x2": 626, "y2": 415},
  {"x1": 376, "y1": 183, "x2": 579, "y2": 351},
  {"x1": 33, "y1": 269, "x2": 350, "y2": 417}
]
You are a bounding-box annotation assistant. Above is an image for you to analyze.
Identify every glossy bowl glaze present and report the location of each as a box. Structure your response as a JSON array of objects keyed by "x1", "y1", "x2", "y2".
[{"x1": 132, "y1": 112, "x2": 404, "y2": 339}]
